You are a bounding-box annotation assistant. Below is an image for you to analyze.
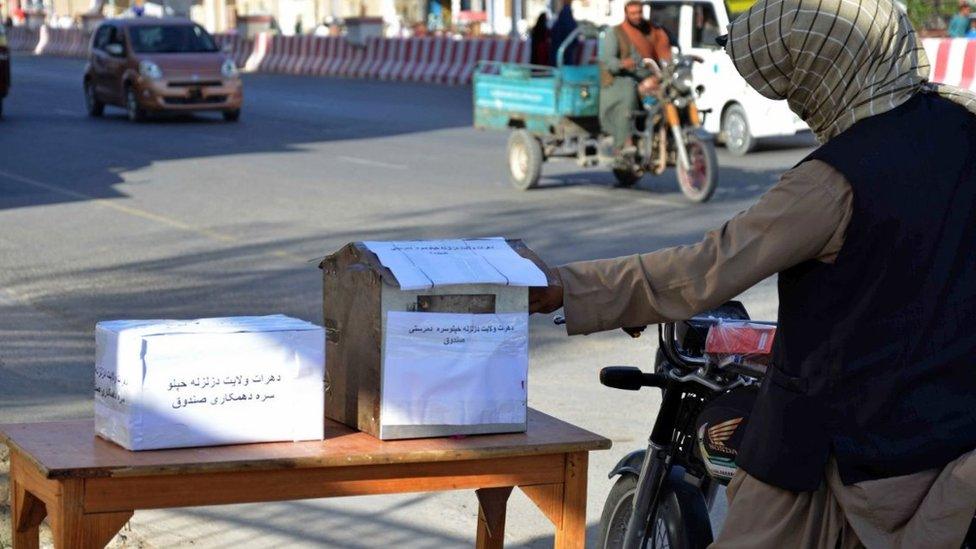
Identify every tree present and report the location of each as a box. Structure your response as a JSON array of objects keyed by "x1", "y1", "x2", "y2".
[
  {"x1": 906, "y1": 0, "x2": 933, "y2": 29},
  {"x1": 906, "y1": 0, "x2": 960, "y2": 30}
]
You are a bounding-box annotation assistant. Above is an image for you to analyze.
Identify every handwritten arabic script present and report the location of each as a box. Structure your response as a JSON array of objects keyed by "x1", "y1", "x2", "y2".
[
  {"x1": 95, "y1": 367, "x2": 129, "y2": 404},
  {"x1": 167, "y1": 373, "x2": 283, "y2": 410},
  {"x1": 407, "y1": 322, "x2": 518, "y2": 346}
]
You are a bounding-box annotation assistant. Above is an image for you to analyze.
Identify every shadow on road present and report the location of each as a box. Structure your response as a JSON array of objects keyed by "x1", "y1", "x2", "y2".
[
  {"x1": 142, "y1": 493, "x2": 604, "y2": 548},
  {"x1": 0, "y1": 55, "x2": 475, "y2": 212}
]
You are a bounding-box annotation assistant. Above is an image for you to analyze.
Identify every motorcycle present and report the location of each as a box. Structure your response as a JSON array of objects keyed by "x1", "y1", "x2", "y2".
[
  {"x1": 584, "y1": 301, "x2": 765, "y2": 549},
  {"x1": 610, "y1": 53, "x2": 718, "y2": 202},
  {"x1": 588, "y1": 303, "x2": 976, "y2": 549},
  {"x1": 473, "y1": 25, "x2": 719, "y2": 203}
]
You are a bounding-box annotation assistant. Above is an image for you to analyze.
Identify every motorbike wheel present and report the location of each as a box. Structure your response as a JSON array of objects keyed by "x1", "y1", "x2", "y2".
[
  {"x1": 676, "y1": 133, "x2": 718, "y2": 203},
  {"x1": 598, "y1": 472, "x2": 713, "y2": 549},
  {"x1": 613, "y1": 167, "x2": 644, "y2": 188},
  {"x1": 507, "y1": 129, "x2": 543, "y2": 190}
]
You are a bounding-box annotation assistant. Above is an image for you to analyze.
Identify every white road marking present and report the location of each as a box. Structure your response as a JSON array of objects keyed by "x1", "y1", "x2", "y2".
[{"x1": 336, "y1": 156, "x2": 409, "y2": 170}]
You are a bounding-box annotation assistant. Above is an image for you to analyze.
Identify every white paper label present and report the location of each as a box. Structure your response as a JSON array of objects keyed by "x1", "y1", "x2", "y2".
[
  {"x1": 94, "y1": 315, "x2": 325, "y2": 450},
  {"x1": 363, "y1": 238, "x2": 547, "y2": 290},
  {"x1": 381, "y1": 311, "x2": 528, "y2": 426}
]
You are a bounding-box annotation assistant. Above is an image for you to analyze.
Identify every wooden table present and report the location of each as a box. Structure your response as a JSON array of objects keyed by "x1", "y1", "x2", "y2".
[{"x1": 2, "y1": 409, "x2": 610, "y2": 549}]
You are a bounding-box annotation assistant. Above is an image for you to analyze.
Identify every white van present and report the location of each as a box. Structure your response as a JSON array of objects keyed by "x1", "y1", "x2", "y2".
[{"x1": 649, "y1": 0, "x2": 811, "y2": 154}]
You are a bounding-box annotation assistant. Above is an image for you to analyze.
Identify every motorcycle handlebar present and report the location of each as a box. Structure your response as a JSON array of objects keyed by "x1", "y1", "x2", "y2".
[{"x1": 600, "y1": 366, "x2": 669, "y2": 390}]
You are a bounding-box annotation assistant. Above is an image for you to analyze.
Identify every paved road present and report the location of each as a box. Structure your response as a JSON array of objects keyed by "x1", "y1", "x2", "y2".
[{"x1": 0, "y1": 53, "x2": 816, "y2": 547}]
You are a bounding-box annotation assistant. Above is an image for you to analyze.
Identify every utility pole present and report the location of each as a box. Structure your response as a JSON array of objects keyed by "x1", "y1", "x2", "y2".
[{"x1": 509, "y1": 0, "x2": 520, "y2": 38}]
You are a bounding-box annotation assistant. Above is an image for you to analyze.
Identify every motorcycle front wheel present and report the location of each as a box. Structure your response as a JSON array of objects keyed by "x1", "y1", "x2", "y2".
[
  {"x1": 598, "y1": 473, "x2": 713, "y2": 549},
  {"x1": 675, "y1": 132, "x2": 718, "y2": 203}
]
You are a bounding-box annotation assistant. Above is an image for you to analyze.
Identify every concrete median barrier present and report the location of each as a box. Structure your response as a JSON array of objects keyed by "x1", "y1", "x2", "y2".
[
  {"x1": 7, "y1": 26, "x2": 40, "y2": 52},
  {"x1": 924, "y1": 38, "x2": 976, "y2": 92},
  {"x1": 35, "y1": 26, "x2": 90, "y2": 58},
  {"x1": 22, "y1": 27, "x2": 550, "y2": 86}
]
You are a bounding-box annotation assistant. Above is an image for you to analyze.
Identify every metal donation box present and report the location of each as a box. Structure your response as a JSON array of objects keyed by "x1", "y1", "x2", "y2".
[{"x1": 320, "y1": 238, "x2": 551, "y2": 440}]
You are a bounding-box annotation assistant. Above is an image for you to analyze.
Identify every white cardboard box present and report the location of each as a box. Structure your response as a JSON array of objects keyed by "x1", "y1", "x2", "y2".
[{"x1": 95, "y1": 315, "x2": 325, "y2": 451}]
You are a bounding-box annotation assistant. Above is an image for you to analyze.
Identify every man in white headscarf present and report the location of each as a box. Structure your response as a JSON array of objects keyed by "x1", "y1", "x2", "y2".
[{"x1": 530, "y1": 0, "x2": 976, "y2": 546}]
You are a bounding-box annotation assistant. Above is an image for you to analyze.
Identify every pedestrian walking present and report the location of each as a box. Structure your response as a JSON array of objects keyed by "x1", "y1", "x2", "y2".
[
  {"x1": 549, "y1": 0, "x2": 577, "y2": 66},
  {"x1": 950, "y1": 3, "x2": 971, "y2": 37},
  {"x1": 530, "y1": 12, "x2": 551, "y2": 66}
]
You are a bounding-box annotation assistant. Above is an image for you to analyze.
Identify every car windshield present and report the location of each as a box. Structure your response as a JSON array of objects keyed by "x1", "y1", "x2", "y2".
[{"x1": 128, "y1": 24, "x2": 218, "y2": 54}]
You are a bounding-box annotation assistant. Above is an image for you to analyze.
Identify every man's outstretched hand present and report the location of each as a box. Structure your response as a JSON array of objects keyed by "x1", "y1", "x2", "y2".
[{"x1": 529, "y1": 268, "x2": 564, "y2": 314}]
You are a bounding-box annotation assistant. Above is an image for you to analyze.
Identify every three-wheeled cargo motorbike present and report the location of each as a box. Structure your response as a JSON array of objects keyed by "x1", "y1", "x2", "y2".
[{"x1": 474, "y1": 25, "x2": 718, "y2": 203}]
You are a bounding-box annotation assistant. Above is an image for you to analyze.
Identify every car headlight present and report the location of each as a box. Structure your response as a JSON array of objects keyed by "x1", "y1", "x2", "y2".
[
  {"x1": 139, "y1": 60, "x2": 163, "y2": 80},
  {"x1": 221, "y1": 58, "x2": 238, "y2": 78}
]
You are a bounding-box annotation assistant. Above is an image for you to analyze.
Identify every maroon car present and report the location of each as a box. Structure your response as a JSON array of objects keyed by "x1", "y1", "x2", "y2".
[
  {"x1": 0, "y1": 24, "x2": 10, "y2": 118},
  {"x1": 83, "y1": 18, "x2": 242, "y2": 122}
]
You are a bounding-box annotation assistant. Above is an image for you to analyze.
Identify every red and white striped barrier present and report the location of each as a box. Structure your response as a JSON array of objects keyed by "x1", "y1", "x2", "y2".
[
  {"x1": 322, "y1": 37, "x2": 349, "y2": 76},
  {"x1": 271, "y1": 35, "x2": 299, "y2": 73},
  {"x1": 308, "y1": 36, "x2": 335, "y2": 76},
  {"x1": 49, "y1": 31, "x2": 541, "y2": 86},
  {"x1": 7, "y1": 26, "x2": 40, "y2": 52},
  {"x1": 213, "y1": 33, "x2": 252, "y2": 68},
  {"x1": 421, "y1": 37, "x2": 452, "y2": 82},
  {"x1": 395, "y1": 37, "x2": 424, "y2": 81},
  {"x1": 924, "y1": 38, "x2": 976, "y2": 92},
  {"x1": 259, "y1": 34, "x2": 286, "y2": 73},
  {"x1": 352, "y1": 36, "x2": 383, "y2": 78},
  {"x1": 35, "y1": 26, "x2": 89, "y2": 58},
  {"x1": 456, "y1": 39, "x2": 495, "y2": 85},
  {"x1": 438, "y1": 39, "x2": 469, "y2": 84}
]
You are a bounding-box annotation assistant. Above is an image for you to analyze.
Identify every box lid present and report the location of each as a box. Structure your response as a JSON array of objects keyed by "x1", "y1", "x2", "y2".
[
  {"x1": 97, "y1": 315, "x2": 322, "y2": 338},
  {"x1": 320, "y1": 238, "x2": 553, "y2": 291}
]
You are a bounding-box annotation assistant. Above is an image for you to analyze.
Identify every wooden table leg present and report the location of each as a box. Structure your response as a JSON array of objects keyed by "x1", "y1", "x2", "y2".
[
  {"x1": 519, "y1": 452, "x2": 589, "y2": 549},
  {"x1": 475, "y1": 486, "x2": 513, "y2": 549},
  {"x1": 11, "y1": 475, "x2": 46, "y2": 549},
  {"x1": 554, "y1": 452, "x2": 587, "y2": 549},
  {"x1": 49, "y1": 479, "x2": 132, "y2": 549}
]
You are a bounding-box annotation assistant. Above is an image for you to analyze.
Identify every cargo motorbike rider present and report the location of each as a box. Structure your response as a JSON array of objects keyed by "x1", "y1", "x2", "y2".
[
  {"x1": 532, "y1": 0, "x2": 976, "y2": 546},
  {"x1": 598, "y1": 0, "x2": 671, "y2": 159}
]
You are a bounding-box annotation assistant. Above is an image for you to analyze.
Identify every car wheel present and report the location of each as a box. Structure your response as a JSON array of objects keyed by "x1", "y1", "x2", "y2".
[
  {"x1": 126, "y1": 86, "x2": 146, "y2": 122},
  {"x1": 222, "y1": 109, "x2": 240, "y2": 122},
  {"x1": 84, "y1": 80, "x2": 104, "y2": 117},
  {"x1": 721, "y1": 104, "x2": 755, "y2": 156}
]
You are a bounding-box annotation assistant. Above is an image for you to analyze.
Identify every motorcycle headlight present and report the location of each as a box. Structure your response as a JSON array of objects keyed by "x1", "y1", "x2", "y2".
[
  {"x1": 673, "y1": 69, "x2": 694, "y2": 94},
  {"x1": 221, "y1": 58, "x2": 239, "y2": 78},
  {"x1": 139, "y1": 60, "x2": 163, "y2": 80}
]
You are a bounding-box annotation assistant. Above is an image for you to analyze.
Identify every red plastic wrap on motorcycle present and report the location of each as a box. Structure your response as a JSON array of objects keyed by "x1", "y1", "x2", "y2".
[{"x1": 704, "y1": 321, "x2": 776, "y2": 376}]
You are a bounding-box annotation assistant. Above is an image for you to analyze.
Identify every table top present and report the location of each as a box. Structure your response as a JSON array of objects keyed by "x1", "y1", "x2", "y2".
[{"x1": 0, "y1": 409, "x2": 610, "y2": 479}]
